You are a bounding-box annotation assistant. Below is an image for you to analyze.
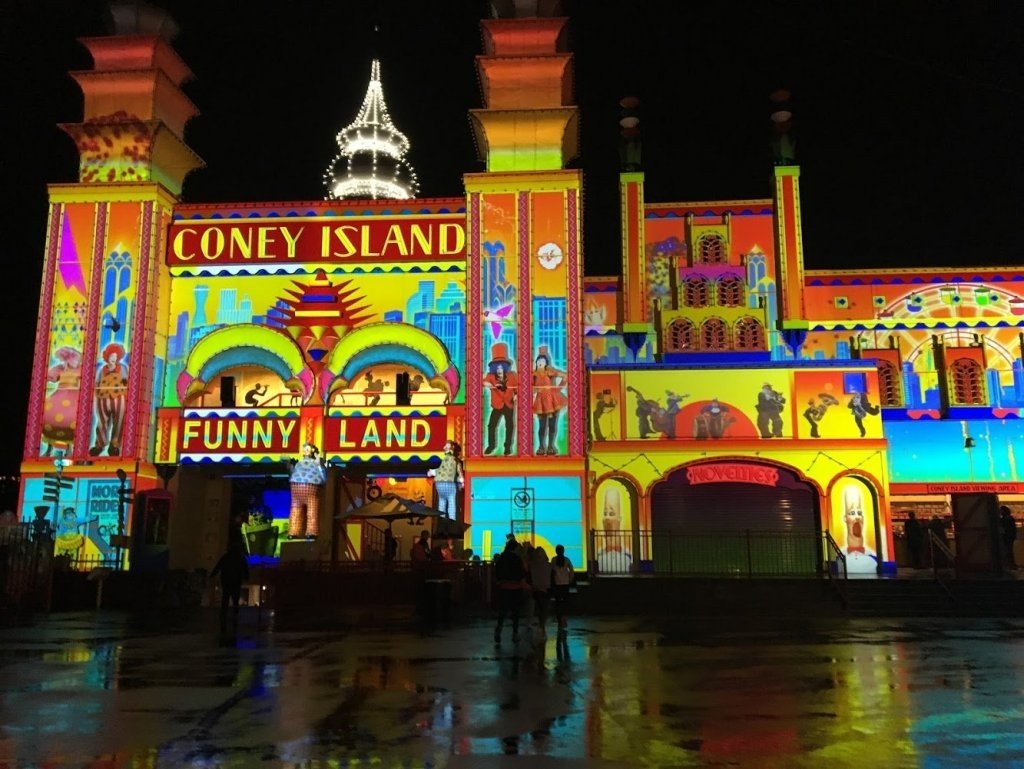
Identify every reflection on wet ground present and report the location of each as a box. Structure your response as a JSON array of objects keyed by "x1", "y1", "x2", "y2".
[{"x1": 2, "y1": 611, "x2": 1023, "y2": 768}]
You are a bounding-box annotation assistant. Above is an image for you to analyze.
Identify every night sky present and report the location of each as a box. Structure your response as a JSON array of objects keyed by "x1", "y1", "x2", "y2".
[{"x1": 5, "y1": 0, "x2": 1023, "y2": 474}]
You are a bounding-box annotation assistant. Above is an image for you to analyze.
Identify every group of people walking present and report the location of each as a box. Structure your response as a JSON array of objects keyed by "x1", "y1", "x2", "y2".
[{"x1": 494, "y1": 536, "x2": 574, "y2": 644}]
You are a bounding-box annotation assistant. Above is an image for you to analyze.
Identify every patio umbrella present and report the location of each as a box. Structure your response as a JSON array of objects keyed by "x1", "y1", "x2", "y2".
[{"x1": 340, "y1": 494, "x2": 470, "y2": 536}]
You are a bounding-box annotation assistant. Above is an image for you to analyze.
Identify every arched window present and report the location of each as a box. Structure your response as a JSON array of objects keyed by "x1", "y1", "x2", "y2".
[
  {"x1": 734, "y1": 317, "x2": 765, "y2": 350},
  {"x1": 666, "y1": 319, "x2": 696, "y2": 352},
  {"x1": 717, "y1": 274, "x2": 744, "y2": 307},
  {"x1": 877, "y1": 361, "x2": 902, "y2": 406},
  {"x1": 683, "y1": 276, "x2": 710, "y2": 307},
  {"x1": 697, "y1": 234, "x2": 726, "y2": 264},
  {"x1": 950, "y1": 358, "x2": 985, "y2": 405},
  {"x1": 700, "y1": 318, "x2": 729, "y2": 350}
]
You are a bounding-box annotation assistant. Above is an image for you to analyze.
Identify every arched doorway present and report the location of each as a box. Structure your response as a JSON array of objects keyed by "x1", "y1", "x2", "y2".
[{"x1": 650, "y1": 461, "x2": 820, "y2": 574}]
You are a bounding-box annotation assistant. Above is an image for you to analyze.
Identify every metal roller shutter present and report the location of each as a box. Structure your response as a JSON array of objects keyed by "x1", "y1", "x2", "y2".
[{"x1": 650, "y1": 478, "x2": 819, "y2": 575}]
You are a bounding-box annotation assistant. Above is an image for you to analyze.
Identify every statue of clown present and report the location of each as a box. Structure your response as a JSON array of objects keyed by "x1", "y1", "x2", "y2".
[
  {"x1": 287, "y1": 442, "x2": 327, "y2": 538},
  {"x1": 427, "y1": 440, "x2": 463, "y2": 518}
]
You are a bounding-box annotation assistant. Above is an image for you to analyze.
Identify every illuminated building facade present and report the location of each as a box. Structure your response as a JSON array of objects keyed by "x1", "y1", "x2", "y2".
[{"x1": 20, "y1": 5, "x2": 1023, "y2": 575}]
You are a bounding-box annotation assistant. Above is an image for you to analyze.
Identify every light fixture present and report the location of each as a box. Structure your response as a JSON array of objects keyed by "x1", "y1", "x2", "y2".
[{"x1": 964, "y1": 437, "x2": 976, "y2": 449}]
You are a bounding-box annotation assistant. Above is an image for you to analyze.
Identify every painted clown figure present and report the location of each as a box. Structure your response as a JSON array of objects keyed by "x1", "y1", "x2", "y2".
[
  {"x1": 90, "y1": 343, "x2": 128, "y2": 457},
  {"x1": 428, "y1": 441, "x2": 464, "y2": 518},
  {"x1": 288, "y1": 443, "x2": 327, "y2": 538}
]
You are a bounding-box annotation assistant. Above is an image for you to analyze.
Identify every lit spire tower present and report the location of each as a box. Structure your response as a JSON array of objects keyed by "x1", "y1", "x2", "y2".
[{"x1": 324, "y1": 59, "x2": 418, "y2": 200}]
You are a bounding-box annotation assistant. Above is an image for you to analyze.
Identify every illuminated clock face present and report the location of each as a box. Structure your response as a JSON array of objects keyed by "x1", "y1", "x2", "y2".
[{"x1": 537, "y1": 242, "x2": 563, "y2": 270}]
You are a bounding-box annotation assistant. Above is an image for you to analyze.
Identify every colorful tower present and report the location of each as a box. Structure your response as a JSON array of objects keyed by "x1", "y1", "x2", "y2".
[
  {"x1": 769, "y1": 91, "x2": 809, "y2": 354},
  {"x1": 464, "y1": 4, "x2": 587, "y2": 562},
  {"x1": 20, "y1": 10, "x2": 202, "y2": 557}
]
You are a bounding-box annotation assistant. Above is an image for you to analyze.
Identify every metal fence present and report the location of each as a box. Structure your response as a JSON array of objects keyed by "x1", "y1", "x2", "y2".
[
  {"x1": 590, "y1": 529, "x2": 842, "y2": 578},
  {"x1": 1, "y1": 523, "x2": 53, "y2": 614}
]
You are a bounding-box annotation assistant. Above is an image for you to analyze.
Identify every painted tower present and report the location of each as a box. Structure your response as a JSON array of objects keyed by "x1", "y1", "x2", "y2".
[
  {"x1": 464, "y1": 2, "x2": 587, "y2": 561},
  {"x1": 20, "y1": 7, "x2": 202, "y2": 558}
]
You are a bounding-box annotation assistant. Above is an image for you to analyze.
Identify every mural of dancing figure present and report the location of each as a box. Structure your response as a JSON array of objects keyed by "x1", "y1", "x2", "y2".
[
  {"x1": 484, "y1": 343, "x2": 518, "y2": 456},
  {"x1": 90, "y1": 343, "x2": 128, "y2": 457},
  {"x1": 848, "y1": 391, "x2": 880, "y2": 437},
  {"x1": 287, "y1": 442, "x2": 327, "y2": 538},
  {"x1": 532, "y1": 346, "x2": 567, "y2": 455}
]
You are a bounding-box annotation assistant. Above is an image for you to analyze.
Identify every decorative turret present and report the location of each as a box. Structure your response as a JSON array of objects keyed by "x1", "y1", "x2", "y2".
[
  {"x1": 469, "y1": 1, "x2": 578, "y2": 172},
  {"x1": 324, "y1": 59, "x2": 418, "y2": 200},
  {"x1": 58, "y1": 2, "x2": 204, "y2": 194}
]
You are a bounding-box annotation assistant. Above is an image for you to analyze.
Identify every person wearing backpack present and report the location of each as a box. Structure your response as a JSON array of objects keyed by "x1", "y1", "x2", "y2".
[
  {"x1": 550, "y1": 544, "x2": 574, "y2": 630},
  {"x1": 494, "y1": 539, "x2": 527, "y2": 644}
]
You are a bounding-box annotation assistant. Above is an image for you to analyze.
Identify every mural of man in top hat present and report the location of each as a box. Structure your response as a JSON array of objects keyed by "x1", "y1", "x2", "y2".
[{"x1": 484, "y1": 343, "x2": 518, "y2": 456}]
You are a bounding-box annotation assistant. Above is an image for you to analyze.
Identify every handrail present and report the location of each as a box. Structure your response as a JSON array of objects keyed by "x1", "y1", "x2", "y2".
[
  {"x1": 928, "y1": 530, "x2": 957, "y2": 603},
  {"x1": 823, "y1": 530, "x2": 848, "y2": 607}
]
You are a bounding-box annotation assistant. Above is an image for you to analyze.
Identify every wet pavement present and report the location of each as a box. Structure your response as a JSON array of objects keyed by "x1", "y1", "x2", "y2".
[{"x1": 2, "y1": 610, "x2": 1024, "y2": 768}]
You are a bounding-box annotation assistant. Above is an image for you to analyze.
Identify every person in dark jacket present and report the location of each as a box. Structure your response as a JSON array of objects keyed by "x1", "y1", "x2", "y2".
[
  {"x1": 904, "y1": 511, "x2": 924, "y2": 569},
  {"x1": 494, "y1": 540, "x2": 527, "y2": 644},
  {"x1": 1000, "y1": 505, "x2": 1018, "y2": 569},
  {"x1": 211, "y1": 540, "x2": 249, "y2": 627}
]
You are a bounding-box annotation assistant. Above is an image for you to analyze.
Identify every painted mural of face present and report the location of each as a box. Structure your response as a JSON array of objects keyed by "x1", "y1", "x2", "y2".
[
  {"x1": 602, "y1": 486, "x2": 622, "y2": 532},
  {"x1": 843, "y1": 485, "x2": 866, "y2": 552}
]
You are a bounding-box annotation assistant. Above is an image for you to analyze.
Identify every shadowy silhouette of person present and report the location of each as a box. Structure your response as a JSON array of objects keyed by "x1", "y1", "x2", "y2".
[
  {"x1": 904, "y1": 510, "x2": 924, "y2": 569},
  {"x1": 1000, "y1": 505, "x2": 1017, "y2": 569},
  {"x1": 211, "y1": 539, "x2": 249, "y2": 628}
]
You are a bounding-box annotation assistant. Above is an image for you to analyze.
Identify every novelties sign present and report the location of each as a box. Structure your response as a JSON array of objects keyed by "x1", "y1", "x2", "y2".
[{"x1": 686, "y1": 463, "x2": 780, "y2": 487}]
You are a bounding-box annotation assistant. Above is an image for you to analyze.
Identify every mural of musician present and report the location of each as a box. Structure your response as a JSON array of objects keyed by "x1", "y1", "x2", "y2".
[
  {"x1": 694, "y1": 398, "x2": 735, "y2": 439},
  {"x1": 803, "y1": 393, "x2": 840, "y2": 438},
  {"x1": 755, "y1": 382, "x2": 786, "y2": 439},
  {"x1": 848, "y1": 390, "x2": 881, "y2": 438},
  {"x1": 664, "y1": 391, "x2": 689, "y2": 439},
  {"x1": 287, "y1": 442, "x2": 327, "y2": 538},
  {"x1": 483, "y1": 343, "x2": 517, "y2": 455},
  {"x1": 592, "y1": 388, "x2": 618, "y2": 441},
  {"x1": 532, "y1": 345, "x2": 567, "y2": 455},
  {"x1": 627, "y1": 385, "x2": 668, "y2": 439},
  {"x1": 90, "y1": 342, "x2": 129, "y2": 457}
]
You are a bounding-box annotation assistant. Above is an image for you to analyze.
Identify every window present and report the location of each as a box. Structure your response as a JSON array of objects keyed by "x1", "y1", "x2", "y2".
[
  {"x1": 734, "y1": 317, "x2": 765, "y2": 350},
  {"x1": 950, "y1": 358, "x2": 985, "y2": 405},
  {"x1": 683, "y1": 276, "x2": 710, "y2": 307},
  {"x1": 666, "y1": 319, "x2": 696, "y2": 352},
  {"x1": 697, "y1": 233, "x2": 726, "y2": 264},
  {"x1": 700, "y1": 318, "x2": 729, "y2": 350},
  {"x1": 877, "y1": 361, "x2": 902, "y2": 406},
  {"x1": 717, "y1": 275, "x2": 744, "y2": 307}
]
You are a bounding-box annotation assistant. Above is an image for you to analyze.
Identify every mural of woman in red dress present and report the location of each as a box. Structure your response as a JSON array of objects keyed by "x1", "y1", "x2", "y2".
[{"x1": 532, "y1": 345, "x2": 567, "y2": 455}]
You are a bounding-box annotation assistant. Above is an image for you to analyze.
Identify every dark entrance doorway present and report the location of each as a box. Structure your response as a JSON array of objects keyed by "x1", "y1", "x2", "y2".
[{"x1": 650, "y1": 461, "x2": 820, "y2": 575}]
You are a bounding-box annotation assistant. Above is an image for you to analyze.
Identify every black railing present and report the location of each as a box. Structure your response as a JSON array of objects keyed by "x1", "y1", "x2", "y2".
[
  {"x1": 590, "y1": 529, "x2": 843, "y2": 578},
  {"x1": 928, "y1": 530, "x2": 957, "y2": 603},
  {"x1": 823, "y1": 530, "x2": 848, "y2": 606}
]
